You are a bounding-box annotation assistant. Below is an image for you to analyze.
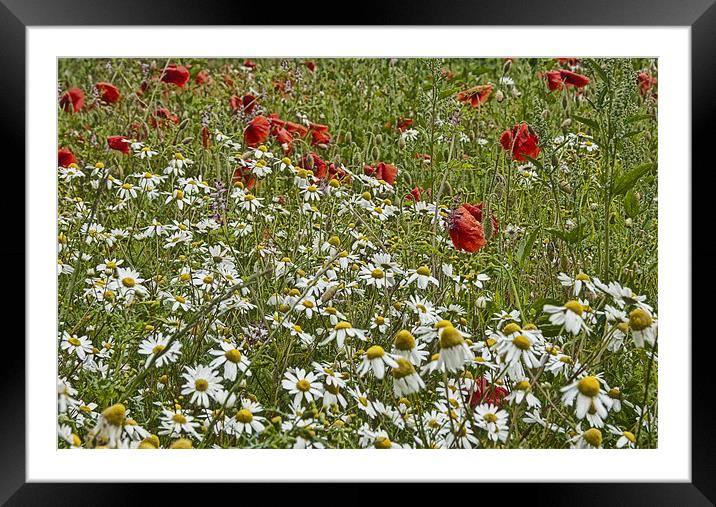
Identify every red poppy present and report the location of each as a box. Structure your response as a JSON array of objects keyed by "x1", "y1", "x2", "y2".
[
  {"x1": 58, "y1": 148, "x2": 77, "y2": 167},
  {"x1": 304, "y1": 61, "x2": 317, "y2": 72},
  {"x1": 637, "y1": 72, "x2": 658, "y2": 96},
  {"x1": 233, "y1": 165, "x2": 256, "y2": 190},
  {"x1": 243, "y1": 115, "x2": 270, "y2": 147},
  {"x1": 136, "y1": 80, "x2": 149, "y2": 97},
  {"x1": 243, "y1": 60, "x2": 257, "y2": 70},
  {"x1": 59, "y1": 87, "x2": 84, "y2": 113},
  {"x1": 95, "y1": 82, "x2": 121, "y2": 104},
  {"x1": 557, "y1": 58, "x2": 580, "y2": 68},
  {"x1": 363, "y1": 162, "x2": 398, "y2": 185},
  {"x1": 230, "y1": 94, "x2": 257, "y2": 114},
  {"x1": 467, "y1": 376, "x2": 509, "y2": 408},
  {"x1": 461, "y1": 202, "x2": 499, "y2": 234},
  {"x1": 405, "y1": 186, "x2": 428, "y2": 202},
  {"x1": 285, "y1": 120, "x2": 308, "y2": 138},
  {"x1": 447, "y1": 205, "x2": 487, "y2": 253},
  {"x1": 272, "y1": 126, "x2": 293, "y2": 154},
  {"x1": 415, "y1": 153, "x2": 432, "y2": 162},
  {"x1": 545, "y1": 69, "x2": 590, "y2": 91},
  {"x1": 161, "y1": 64, "x2": 190, "y2": 88},
  {"x1": 107, "y1": 135, "x2": 130, "y2": 154},
  {"x1": 397, "y1": 117, "x2": 413, "y2": 132},
  {"x1": 456, "y1": 84, "x2": 493, "y2": 108},
  {"x1": 194, "y1": 70, "x2": 210, "y2": 85},
  {"x1": 309, "y1": 123, "x2": 331, "y2": 146},
  {"x1": 148, "y1": 107, "x2": 179, "y2": 128},
  {"x1": 302, "y1": 152, "x2": 328, "y2": 179},
  {"x1": 499, "y1": 122, "x2": 540, "y2": 162}
]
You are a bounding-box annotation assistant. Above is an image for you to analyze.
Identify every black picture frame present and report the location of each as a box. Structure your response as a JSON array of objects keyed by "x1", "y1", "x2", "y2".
[{"x1": 2, "y1": 0, "x2": 710, "y2": 503}]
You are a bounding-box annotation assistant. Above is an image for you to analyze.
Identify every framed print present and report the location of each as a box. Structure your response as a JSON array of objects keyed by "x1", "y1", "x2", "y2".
[{"x1": 2, "y1": 0, "x2": 711, "y2": 503}]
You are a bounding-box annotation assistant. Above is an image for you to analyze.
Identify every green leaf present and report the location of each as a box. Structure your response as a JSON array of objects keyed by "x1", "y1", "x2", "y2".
[
  {"x1": 585, "y1": 58, "x2": 609, "y2": 84},
  {"x1": 439, "y1": 86, "x2": 462, "y2": 99},
  {"x1": 623, "y1": 190, "x2": 640, "y2": 218},
  {"x1": 572, "y1": 114, "x2": 600, "y2": 133},
  {"x1": 546, "y1": 221, "x2": 588, "y2": 244},
  {"x1": 626, "y1": 113, "x2": 654, "y2": 124},
  {"x1": 517, "y1": 229, "x2": 539, "y2": 268},
  {"x1": 612, "y1": 162, "x2": 657, "y2": 195}
]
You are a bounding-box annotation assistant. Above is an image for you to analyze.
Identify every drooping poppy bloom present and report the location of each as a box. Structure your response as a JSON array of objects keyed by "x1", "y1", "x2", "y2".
[
  {"x1": 148, "y1": 107, "x2": 180, "y2": 128},
  {"x1": 136, "y1": 80, "x2": 149, "y2": 97},
  {"x1": 461, "y1": 202, "x2": 499, "y2": 235},
  {"x1": 499, "y1": 122, "x2": 540, "y2": 162},
  {"x1": 95, "y1": 82, "x2": 121, "y2": 104},
  {"x1": 242, "y1": 60, "x2": 257, "y2": 70},
  {"x1": 309, "y1": 123, "x2": 331, "y2": 146},
  {"x1": 467, "y1": 376, "x2": 509, "y2": 408},
  {"x1": 447, "y1": 205, "x2": 487, "y2": 253},
  {"x1": 272, "y1": 126, "x2": 293, "y2": 154},
  {"x1": 363, "y1": 162, "x2": 398, "y2": 185},
  {"x1": 59, "y1": 87, "x2": 85, "y2": 113},
  {"x1": 161, "y1": 64, "x2": 190, "y2": 88},
  {"x1": 58, "y1": 148, "x2": 77, "y2": 167},
  {"x1": 637, "y1": 72, "x2": 658, "y2": 96},
  {"x1": 230, "y1": 94, "x2": 257, "y2": 114},
  {"x1": 285, "y1": 120, "x2": 308, "y2": 138},
  {"x1": 233, "y1": 165, "x2": 257, "y2": 190},
  {"x1": 397, "y1": 117, "x2": 413, "y2": 132},
  {"x1": 107, "y1": 135, "x2": 130, "y2": 154},
  {"x1": 456, "y1": 84, "x2": 493, "y2": 108},
  {"x1": 302, "y1": 152, "x2": 328, "y2": 179},
  {"x1": 194, "y1": 69, "x2": 210, "y2": 85},
  {"x1": 243, "y1": 115, "x2": 271, "y2": 147},
  {"x1": 304, "y1": 61, "x2": 317, "y2": 72},
  {"x1": 544, "y1": 69, "x2": 590, "y2": 91},
  {"x1": 405, "y1": 186, "x2": 428, "y2": 202}
]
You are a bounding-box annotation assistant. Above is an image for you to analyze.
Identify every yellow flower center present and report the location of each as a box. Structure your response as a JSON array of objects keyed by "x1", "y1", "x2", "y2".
[
  {"x1": 439, "y1": 326, "x2": 464, "y2": 349},
  {"x1": 296, "y1": 379, "x2": 311, "y2": 392},
  {"x1": 194, "y1": 379, "x2": 209, "y2": 392},
  {"x1": 629, "y1": 308, "x2": 653, "y2": 331},
  {"x1": 502, "y1": 322, "x2": 521, "y2": 335},
  {"x1": 121, "y1": 277, "x2": 136, "y2": 288},
  {"x1": 512, "y1": 335, "x2": 531, "y2": 350},
  {"x1": 394, "y1": 330, "x2": 416, "y2": 350},
  {"x1": 307, "y1": 185, "x2": 317, "y2": 192},
  {"x1": 483, "y1": 413, "x2": 498, "y2": 423},
  {"x1": 416, "y1": 266, "x2": 431, "y2": 277},
  {"x1": 564, "y1": 300, "x2": 583, "y2": 315},
  {"x1": 515, "y1": 380, "x2": 530, "y2": 391},
  {"x1": 172, "y1": 413, "x2": 187, "y2": 424},
  {"x1": 225, "y1": 349, "x2": 242, "y2": 363},
  {"x1": 152, "y1": 344, "x2": 165, "y2": 355},
  {"x1": 576, "y1": 272, "x2": 591, "y2": 281},
  {"x1": 101, "y1": 403, "x2": 126, "y2": 426},
  {"x1": 582, "y1": 428, "x2": 602, "y2": 447},
  {"x1": 335, "y1": 321, "x2": 352, "y2": 330},
  {"x1": 391, "y1": 357, "x2": 415, "y2": 379},
  {"x1": 68, "y1": 337, "x2": 81, "y2": 347},
  {"x1": 175, "y1": 295, "x2": 186, "y2": 304},
  {"x1": 374, "y1": 436, "x2": 392, "y2": 449},
  {"x1": 577, "y1": 376, "x2": 600, "y2": 397},
  {"x1": 623, "y1": 431, "x2": 636, "y2": 443},
  {"x1": 302, "y1": 300, "x2": 315, "y2": 309},
  {"x1": 608, "y1": 387, "x2": 621, "y2": 399},
  {"x1": 366, "y1": 345, "x2": 385, "y2": 359},
  {"x1": 203, "y1": 275, "x2": 214, "y2": 284},
  {"x1": 235, "y1": 408, "x2": 253, "y2": 423},
  {"x1": 370, "y1": 268, "x2": 385, "y2": 279},
  {"x1": 121, "y1": 183, "x2": 133, "y2": 190}
]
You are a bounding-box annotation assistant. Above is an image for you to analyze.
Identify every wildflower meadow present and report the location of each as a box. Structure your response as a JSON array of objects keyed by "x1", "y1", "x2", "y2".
[{"x1": 57, "y1": 58, "x2": 658, "y2": 450}]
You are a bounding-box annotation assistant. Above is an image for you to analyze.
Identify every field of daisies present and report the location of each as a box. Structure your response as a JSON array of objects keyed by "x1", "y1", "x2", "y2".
[{"x1": 57, "y1": 58, "x2": 658, "y2": 450}]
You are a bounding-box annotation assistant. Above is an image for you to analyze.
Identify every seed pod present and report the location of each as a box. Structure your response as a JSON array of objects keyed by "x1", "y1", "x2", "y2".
[
  {"x1": 561, "y1": 118, "x2": 572, "y2": 129},
  {"x1": 495, "y1": 89, "x2": 505, "y2": 103},
  {"x1": 398, "y1": 137, "x2": 406, "y2": 149},
  {"x1": 503, "y1": 59, "x2": 512, "y2": 74},
  {"x1": 371, "y1": 146, "x2": 381, "y2": 160},
  {"x1": 561, "y1": 94, "x2": 570, "y2": 110},
  {"x1": 344, "y1": 131, "x2": 352, "y2": 144},
  {"x1": 542, "y1": 109, "x2": 550, "y2": 119},
  {"x1": 375, "y1": 133, "x2": 383, "y2": 145}
]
